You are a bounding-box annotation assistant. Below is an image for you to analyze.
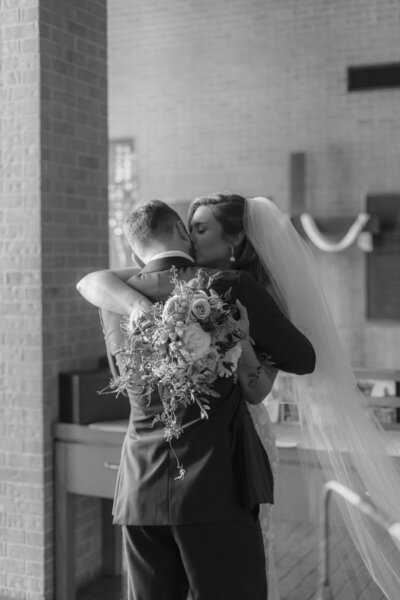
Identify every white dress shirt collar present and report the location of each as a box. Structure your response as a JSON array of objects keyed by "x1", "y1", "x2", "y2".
[{"x1": 147, "y1": 250, "x2": 195, "y2": 263}]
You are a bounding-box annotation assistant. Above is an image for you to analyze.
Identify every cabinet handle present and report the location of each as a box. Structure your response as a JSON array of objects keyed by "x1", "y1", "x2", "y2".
[{"x1": 104, "y1": 461, "x2": 119, "y2": 471}]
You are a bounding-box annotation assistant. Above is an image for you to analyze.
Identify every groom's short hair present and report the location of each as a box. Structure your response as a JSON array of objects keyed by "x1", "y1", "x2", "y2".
[{"x1": 124, "y1": 200, "x2": 183, "y2": 248}]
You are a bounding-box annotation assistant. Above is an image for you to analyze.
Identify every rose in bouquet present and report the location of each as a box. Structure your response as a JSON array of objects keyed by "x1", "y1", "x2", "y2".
[{"x1": 111, "y1": 268, "x2": 247, "y2": 478}]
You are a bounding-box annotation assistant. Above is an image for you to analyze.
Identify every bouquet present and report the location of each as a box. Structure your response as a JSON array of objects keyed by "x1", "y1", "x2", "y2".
[{"x1": 111, "y1": 268, "x2": 247, "y2": 479}]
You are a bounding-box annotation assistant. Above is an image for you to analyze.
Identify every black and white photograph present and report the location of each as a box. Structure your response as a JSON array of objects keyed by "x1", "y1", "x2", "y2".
[{"x1": 1, "y1": 1, "x2": 400, "y2": 599}]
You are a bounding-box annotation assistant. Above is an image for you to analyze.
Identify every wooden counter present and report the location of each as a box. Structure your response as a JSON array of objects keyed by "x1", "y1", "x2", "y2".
[
  {"x1": 54, "y1": 422, "x2": 127, "y2": 600},
  {"x1": 54, "y1": 367, "x2": 400, "y2": 599}
]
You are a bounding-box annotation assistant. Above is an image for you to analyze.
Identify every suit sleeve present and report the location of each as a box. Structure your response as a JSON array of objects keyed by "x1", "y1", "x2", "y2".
[
  {"x1": 100, "y1": 308, "x2": 126, "y2": 357},
  {"x1": 237, "y1": 272, "x2": 316, "y2": 375},
  {"x1": 99, "y1": 275, "x2": 152, "y2": 360}
]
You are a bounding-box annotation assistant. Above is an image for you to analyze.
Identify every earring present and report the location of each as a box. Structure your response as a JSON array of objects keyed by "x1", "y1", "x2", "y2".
[{"x1": 229, "y1": 245, "x2": 236, "y2": 263}]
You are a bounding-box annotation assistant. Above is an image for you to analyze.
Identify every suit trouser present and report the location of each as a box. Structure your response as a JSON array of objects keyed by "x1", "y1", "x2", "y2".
[{"x1": 122, "y1": 509, "x2": 267, "y2": 600}]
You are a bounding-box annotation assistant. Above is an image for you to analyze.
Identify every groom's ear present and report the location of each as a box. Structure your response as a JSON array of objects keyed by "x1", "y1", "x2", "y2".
[{"x1": 176, "y1": 219, "x2": 190, "y2": 242}]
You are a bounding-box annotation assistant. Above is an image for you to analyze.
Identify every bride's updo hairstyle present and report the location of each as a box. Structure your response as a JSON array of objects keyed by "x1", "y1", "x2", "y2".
[{"x1": 188, "y1": 193, "x2": 269, "y2": 285}]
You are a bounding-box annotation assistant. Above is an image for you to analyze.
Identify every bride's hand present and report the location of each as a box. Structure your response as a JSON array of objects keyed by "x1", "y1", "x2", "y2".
[
  {"x1": 235, "y1": 299, "x2": 278, "y2": 403},
  {"x1": 128, "y1": 298, "x2": 153, "y2": 330},
  {"x1": 236, "y1": 299, "x2": 251, "y2": 340}
]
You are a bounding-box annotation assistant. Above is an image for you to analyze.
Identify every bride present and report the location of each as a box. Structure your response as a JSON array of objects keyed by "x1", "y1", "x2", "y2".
[{"x1": 78, "y1": 193, "x2": 400, "y2": 600}]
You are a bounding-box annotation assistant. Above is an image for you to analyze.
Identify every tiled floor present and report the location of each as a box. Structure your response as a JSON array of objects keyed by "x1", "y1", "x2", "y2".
[{"x1": 78, "y1": 520, "x2": 387, "y2": 600}]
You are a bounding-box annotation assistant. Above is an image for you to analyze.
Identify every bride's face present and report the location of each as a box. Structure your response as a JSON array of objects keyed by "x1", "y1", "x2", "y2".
[{"x1": 189, "y1": 206, "x2": 232, "y2": 269}]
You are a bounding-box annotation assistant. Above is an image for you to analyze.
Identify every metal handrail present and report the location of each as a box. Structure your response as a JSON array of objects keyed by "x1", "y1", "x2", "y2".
[{"x1": 315, "y1": 480, "x2": 400, "y2": 600}]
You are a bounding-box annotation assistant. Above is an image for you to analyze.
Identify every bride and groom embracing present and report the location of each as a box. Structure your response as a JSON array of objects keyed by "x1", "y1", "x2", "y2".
[
  {"x1": 78, "y1": 193, "x2": 316, "y2": 599},
  {"x1": 78, "y1": 193, "x2": 400, "y2": 600}
]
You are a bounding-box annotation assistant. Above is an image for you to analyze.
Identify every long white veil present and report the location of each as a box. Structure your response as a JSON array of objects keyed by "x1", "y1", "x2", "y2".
[{"x1": 244, "y1": 197, "x2": 400, "y2": 598}]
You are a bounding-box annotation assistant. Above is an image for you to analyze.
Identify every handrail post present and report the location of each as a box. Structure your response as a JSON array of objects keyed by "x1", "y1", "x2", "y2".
[
  {"x1": 314, "y1": 480, "x2": 400, "y2": 600},
  {"x1": 315, "y1": 485, "x2": 333, "y2": 600}
]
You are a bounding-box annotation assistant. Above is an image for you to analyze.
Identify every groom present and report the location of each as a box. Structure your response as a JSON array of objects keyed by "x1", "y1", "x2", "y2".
[{"x1": 101, "y1": 200, "x2": 315, "y2": 600}]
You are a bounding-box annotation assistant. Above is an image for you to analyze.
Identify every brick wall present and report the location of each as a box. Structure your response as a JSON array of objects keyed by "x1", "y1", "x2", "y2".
[
  {"x1": 0, "y1": 2, "x2": 44, "y2": 597},
  {"x1": 41, "y1": 0, "x2": 109, "y2": 594},
  {"x1": 0, "y1": 0, "x2": 108, "y2": 597},
  {"x1": 108, "y1": 0, "x2": 400, "y2": 367}
]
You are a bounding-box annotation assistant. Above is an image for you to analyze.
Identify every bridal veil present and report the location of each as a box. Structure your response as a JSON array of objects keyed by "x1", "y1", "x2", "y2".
[{"x1": 244, "y1": 196, "x2": 400, "y2": 599}]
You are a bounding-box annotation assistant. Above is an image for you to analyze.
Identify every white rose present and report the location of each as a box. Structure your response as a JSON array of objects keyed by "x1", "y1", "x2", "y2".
[
  {"x1": 191, "y1": 297, "x2": 211, "y2": 320},
  {"x1": 182, "y1": 323, "x2": 211, "y2": 360},
  {"x1": 162, "y1": 295, "x2": 180, "y2": 319}
]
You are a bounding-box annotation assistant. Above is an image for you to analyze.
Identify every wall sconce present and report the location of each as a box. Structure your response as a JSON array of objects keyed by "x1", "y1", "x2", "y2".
[
  {"x1": 289, "y1": 149, "x2": 400, "y2": 319},
  {"x1": 298, "y1": 212, "x2": 373, "y2": 253},
  {"x1": 288, "y1": 152, "x2": 387, "y2": 254}
]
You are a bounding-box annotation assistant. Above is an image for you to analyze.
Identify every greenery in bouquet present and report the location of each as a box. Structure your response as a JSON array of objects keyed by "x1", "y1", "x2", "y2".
[{"x1": 111, "y1": 268, "x2": 246, "y2": 478}]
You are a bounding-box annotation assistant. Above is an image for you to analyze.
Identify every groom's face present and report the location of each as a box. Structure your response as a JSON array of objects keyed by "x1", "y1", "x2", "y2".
[{"x1": 175, "y1": 220, "x2": 195, "y2": 257}]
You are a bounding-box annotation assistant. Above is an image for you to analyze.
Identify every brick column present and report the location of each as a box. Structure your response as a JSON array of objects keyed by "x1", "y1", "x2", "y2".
[{"x1": 0, "y1": 1, "x2": 108, "y2": 598}]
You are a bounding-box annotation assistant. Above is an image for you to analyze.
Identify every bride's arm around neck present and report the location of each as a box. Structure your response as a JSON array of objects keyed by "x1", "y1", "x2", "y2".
[{"x1": 76, "y1": 267, "x2": 150, "y2": 316}]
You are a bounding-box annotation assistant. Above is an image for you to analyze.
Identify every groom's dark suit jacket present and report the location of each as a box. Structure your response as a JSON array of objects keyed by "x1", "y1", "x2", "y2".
[{"x1": 101, "y1": 256, "x2": 315, "y2": 526}]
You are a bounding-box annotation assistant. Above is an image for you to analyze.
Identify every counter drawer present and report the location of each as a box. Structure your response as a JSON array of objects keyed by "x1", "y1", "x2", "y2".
[{"x1": 62, "y1": 442, "x2": 123, "y2": 499}]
